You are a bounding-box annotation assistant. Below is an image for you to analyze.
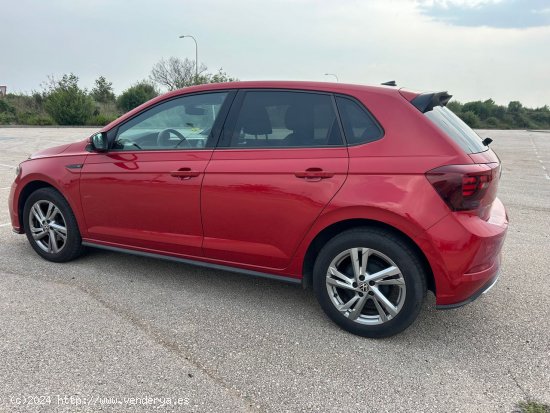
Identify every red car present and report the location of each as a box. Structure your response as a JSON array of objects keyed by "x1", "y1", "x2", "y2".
[{"x1": 8, "y1": 81, "x2": 508, "y2": 337}]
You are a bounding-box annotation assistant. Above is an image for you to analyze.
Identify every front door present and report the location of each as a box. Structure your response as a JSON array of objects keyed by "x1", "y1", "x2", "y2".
[{"x1": 80, "y1": 91, "x2": 232, "y2": 257}]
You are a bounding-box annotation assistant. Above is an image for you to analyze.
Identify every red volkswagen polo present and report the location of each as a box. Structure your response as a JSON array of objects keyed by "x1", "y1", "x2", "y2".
[{"x1": 8, "y1": 81, "x2": 508, "y2": 337}]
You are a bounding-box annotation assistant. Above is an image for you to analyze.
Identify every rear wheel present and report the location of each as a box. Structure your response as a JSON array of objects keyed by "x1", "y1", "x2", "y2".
[
  {"x1": 23, "y1": 188, "x2": 84, "y2": 262},
  {"x1": 313, "y1": 228, "x2": 426, "y2": 338}
]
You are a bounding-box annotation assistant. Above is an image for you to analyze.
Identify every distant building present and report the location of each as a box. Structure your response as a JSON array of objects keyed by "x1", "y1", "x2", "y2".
[{"x1": 0, "y1": 85, "x2": 6, "y2": 96}]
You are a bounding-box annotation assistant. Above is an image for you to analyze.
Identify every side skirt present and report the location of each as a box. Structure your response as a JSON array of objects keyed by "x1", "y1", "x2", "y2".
[{"x1": 82, "y1": 241, "x2": 302, "y2": 285}]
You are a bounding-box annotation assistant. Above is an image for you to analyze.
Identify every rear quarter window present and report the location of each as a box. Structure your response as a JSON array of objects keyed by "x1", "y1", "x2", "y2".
[
  {"x1": 425, "y1": 106, "x2": 487, "y2": 154},
  {"x1": 335, "y1": 96, "x2": 383, "y2": 145}
]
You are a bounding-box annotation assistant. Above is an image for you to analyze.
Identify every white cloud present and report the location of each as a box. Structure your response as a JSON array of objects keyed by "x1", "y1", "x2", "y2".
[
  {"x1": 0, "y1": 0, "x2": 549, "y2": 107},
  {"x1": 418, "y1": 0, "x2": 503, "y2": 8}
]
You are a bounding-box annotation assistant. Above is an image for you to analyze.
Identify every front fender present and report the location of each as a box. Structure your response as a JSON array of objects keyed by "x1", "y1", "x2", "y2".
[{"x1": 11, "y1": 156, "x2": 88, "y2": 237}]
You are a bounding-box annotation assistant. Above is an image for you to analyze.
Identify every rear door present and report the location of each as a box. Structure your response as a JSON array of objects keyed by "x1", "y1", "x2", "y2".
[{"x1": 201, "y1": 90, "x2": 349, "y2": 270}]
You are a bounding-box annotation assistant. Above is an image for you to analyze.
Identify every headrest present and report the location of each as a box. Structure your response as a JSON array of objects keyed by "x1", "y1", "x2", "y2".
[
  {"x1": 241, "y1": 105, "x2": 272, "y2": 135},
  {"x1": 285, "y1": 106, "x2": 312, "y2": 132}
]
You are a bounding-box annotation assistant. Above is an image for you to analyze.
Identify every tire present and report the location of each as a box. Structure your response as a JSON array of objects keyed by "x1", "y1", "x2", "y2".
[
  {"x1": 23, "y1": 187, "x2": 84, "y2": 263},
  {"x1": 312, "y1": 227, "x2": 427, "y2": 338}
]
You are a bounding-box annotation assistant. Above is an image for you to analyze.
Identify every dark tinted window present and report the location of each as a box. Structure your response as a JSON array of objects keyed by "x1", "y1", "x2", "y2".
[
  {"x1": 425, "y1": 106, "x2": 487, "y2": 153},
  {"x1": 223, "y1": 91, "x2": 343, "y2": 148},
  {"x1": 335, "y1": 96, "x2": 383, "y2": 145}
]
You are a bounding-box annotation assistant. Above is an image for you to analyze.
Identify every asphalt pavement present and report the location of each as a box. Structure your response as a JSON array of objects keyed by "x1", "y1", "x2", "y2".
[{"x1": 0, "y1": 127, "x2": 548, "y2": 412}]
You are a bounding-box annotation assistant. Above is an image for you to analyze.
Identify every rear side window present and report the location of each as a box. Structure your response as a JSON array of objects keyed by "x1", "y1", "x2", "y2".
[
  {"x1": 221, "y1": 91, "x2": 344, "y2": 148},
  {"x1": 335, "y1": 96, "x2": 383, "y2": 145},
  {"x1": 425, "y1": 106, "x2": 487, "y2": 154}
]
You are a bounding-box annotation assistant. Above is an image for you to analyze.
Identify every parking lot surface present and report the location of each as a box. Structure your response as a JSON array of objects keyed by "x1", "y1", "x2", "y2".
[{"x1": 0, "y1": 127, "x2": 549, "y2": 412}]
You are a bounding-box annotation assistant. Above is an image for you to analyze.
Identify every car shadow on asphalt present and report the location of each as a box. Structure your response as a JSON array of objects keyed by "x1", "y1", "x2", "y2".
[{"x1": 6, "y1": 239, "x2": 502, "y2": 345}]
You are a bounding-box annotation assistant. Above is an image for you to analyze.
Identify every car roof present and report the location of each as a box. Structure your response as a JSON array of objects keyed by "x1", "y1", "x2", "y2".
[
  {"x1": 166, "y1": 80, "x2": 401, "y2": 97},
  {"x1": 102, "y1": 81, "x2": 413, "y2": 132}
]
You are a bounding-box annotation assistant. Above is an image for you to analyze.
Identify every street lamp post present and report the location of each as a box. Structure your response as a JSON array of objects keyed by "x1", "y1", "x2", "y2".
[
  {"x1": 179, "y1": 35, "x2": 198, "y2": 80},
  {"x1": 324, "y1": 73, "x2": 339, "y2": 82}
]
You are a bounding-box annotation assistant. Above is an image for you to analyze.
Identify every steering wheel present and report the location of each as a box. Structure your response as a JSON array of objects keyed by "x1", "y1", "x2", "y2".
[{"x1": 157, "y1": 128, "x2": 190, "y2": 148}]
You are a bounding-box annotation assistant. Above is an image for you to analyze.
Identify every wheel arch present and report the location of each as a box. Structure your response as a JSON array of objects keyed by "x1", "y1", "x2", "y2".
[
  {"x1": 301, "y1": 218, "x2": 436, "y2": 294},
  {"x1": 17, "y1": 180, "x2": 58, "y2": 230}
]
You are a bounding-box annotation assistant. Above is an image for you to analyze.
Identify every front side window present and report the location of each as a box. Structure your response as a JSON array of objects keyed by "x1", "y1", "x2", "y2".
[
  {"x1": 222, "y1": 91, "x2": 344, "y2": 148},
  {"x1": 113, "y1": 92, "x2": 228, "y2": 150},
  {"x1": 335, "y1": 96, "x2": 383, "y2": 145}
]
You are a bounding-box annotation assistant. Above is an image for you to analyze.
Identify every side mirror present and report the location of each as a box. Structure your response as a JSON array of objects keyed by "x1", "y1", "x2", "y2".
[{"x1": 90, "y1": 132, "x2": 109, "y2": 152}]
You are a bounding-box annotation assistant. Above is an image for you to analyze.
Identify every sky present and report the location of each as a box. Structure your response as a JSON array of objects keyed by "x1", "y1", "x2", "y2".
[{"x1": 1, "y1": 0, "x2": 549, "y2": 107}]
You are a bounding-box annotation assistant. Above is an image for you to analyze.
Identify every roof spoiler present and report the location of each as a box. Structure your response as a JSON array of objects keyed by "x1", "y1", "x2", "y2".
[{"x1": 411, "y1": 91, "x2": 453, "y2": 113}]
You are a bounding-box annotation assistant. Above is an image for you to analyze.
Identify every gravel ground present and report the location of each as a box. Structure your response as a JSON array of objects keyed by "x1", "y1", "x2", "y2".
[{"x1": 0, "y1": 127, "x2": 548, "y2": 412}]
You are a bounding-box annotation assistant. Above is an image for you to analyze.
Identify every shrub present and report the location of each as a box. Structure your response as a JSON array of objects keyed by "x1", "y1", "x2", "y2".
[
  {"x1": 0, "y1": 112, "x2": 16, "y2": 124},
  {"x1": 86, "y1": 114, "x2": 118, "y2": 126},
  {"x1": 515, "y1": 400, "x2": 550, "y2": 413},
  {"x1": 117, "y1": 81, "x2": 158, "y2": 113},
  {"x1": 25, "y1": 114, "x2": 55, "y2": 126},
  {"x1": 513, "y1": 113, "x2": 536, "y2": 129},
  {"x1": 447, "y1": 101, "x2": 463, "y2": 114},
  {"x1": 0, "y1": 99, "x2": 16, "y2": 115},
  {"x1": 463, "y1": 101, "x2": 490, "y2": 120},
  {"x1": 43, "y1": 74, "x2": 94, "y2": 125},
  {"x1": 458, "y1": 111, "x2": 480, "y2": 128},
  {"x1": 483, "y1": 117, "x2": 500, "y2": 128}
]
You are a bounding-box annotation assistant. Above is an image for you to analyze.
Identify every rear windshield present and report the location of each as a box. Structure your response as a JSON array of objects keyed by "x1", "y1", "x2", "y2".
[{"x1": 425, "y1": 106, "x2": 487, "y2": 154}]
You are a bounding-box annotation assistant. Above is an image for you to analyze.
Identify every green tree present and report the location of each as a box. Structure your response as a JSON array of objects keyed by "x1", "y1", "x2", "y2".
[
  {"x1": 531, "y1": 106, "x2": 550, "y2": 127},
  {"x1": 447, "y1": 101, "x2": 463, "y2": 114},
  {"x1": 491, "y1": 104, "x2": 507, "y2": 120},
  {"x1": 507, "y1": 101, "x2": 533, "y2": 128},
  {"x1": 91, "y1": 76, "x2": 116, "y2": 103},
  {"x1": 462, "y1": 100, "x2": 491, "y2": 120},
  {"x1": 458, "y1": 111, "x2": 480, "y2": 128},
  {"x1": 117, "y1": 81, "x2": 158, "y2": 112},
  {"x1": 43, "y1": 74, "x2": 94, "y2": 125},
  {"x1": 508, "y1": 101, "x2": 523, "y2": 113},
  {"x1": 483, "y1": 117, "x2": 500, "y2": 128}
]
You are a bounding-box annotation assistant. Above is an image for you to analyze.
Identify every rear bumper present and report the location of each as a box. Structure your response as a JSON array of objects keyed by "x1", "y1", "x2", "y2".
[
  {"x1": 436, "y1": 268, "x2": 500, "y2": 309},
  {"x1": 416, "y1": 197, "x2": 508, "y2": 307}
]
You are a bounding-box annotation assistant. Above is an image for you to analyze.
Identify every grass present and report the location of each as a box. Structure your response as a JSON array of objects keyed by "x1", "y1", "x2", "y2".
[{"x1": 516, "y1": 400, "x2": 550, "y2": 413}]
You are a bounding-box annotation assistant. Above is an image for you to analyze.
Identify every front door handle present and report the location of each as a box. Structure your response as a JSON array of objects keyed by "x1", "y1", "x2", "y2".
[
  {"x1": 295, "y1": 168, "x2": 334, "y2": 181},
  {"x1": 170, "y1": 168, "x2": 201, "y2": 180}
]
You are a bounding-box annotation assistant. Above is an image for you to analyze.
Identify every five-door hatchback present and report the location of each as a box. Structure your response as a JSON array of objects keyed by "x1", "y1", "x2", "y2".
[{"x1": 8, "y1": 81, "x2": 508, "y2": 337}]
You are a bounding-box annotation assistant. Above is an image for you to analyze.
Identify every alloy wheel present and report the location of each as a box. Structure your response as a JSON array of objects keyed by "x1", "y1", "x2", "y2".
[
  {"x1": 325, "y1": 247, "x2": 406, "y2": 325},
  {"x1": 28, "y1": 200, "x2": 68, "y2": 254}
]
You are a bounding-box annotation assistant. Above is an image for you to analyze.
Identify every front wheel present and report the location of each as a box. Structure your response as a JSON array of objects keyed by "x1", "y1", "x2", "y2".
[
  {"x1": 23, "y1": 187, "x2": 84, "y2": 262},
  {"x1": 313, "y1": 228, "x2": 427, "y2": 338}
]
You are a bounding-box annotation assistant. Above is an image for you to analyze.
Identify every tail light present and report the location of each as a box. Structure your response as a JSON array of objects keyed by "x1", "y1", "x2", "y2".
[{"x1": 426, "y1": 163, "x2": 500, "y2": 217}]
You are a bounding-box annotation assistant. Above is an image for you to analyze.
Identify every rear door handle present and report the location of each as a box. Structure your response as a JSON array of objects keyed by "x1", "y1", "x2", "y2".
[
  {"x1": 170, "y1": 168, "x2": 201, "y2": 180},
  {"x1": 295, "y1": 168, "x2": 334, "y2": 181}
]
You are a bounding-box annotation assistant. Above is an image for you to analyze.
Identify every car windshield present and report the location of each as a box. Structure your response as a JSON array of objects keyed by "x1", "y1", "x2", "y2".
[{"x1": 425, "y1": 106, "x2": 487, "y2": 154}]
